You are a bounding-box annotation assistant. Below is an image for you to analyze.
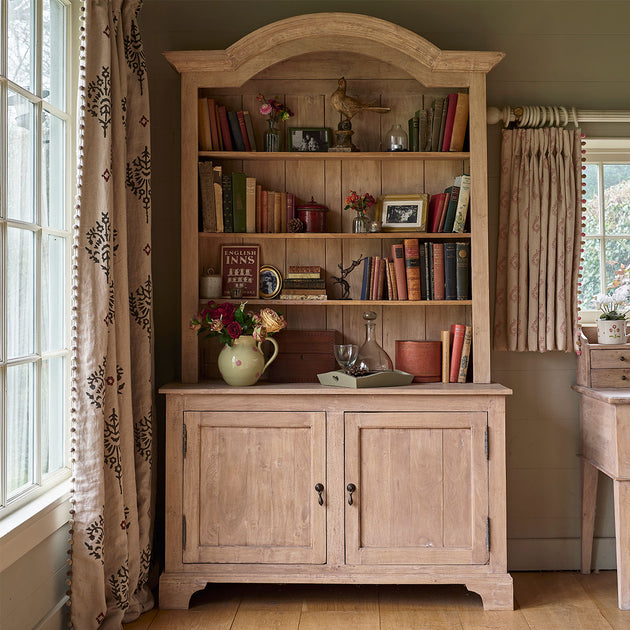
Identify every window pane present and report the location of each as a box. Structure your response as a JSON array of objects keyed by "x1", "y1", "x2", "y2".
[
  {"x1": 7, "y1": 363, "x2": 35, "y2": 495},
  {"x1": 7, "y1": 227, "x2": 35, "y2": 358},
  {"x1": 7, "y1": 90, "x2": 35, "y2": 223},
  {"x1": 42, "y1": 111, "x2": 66, "y2": 228},
  {"x1": 42, "y1": 234, "x2": 66, "y2": 352},
  {"x1": 583, "y1": 164, "x2": 600, "y2": 234},
  {"x1": 7, "y1": 0, "x2": 35, "y2": 91},
  {"x1": 42, "y1": 0, "x2": 66, "y2": 109},
  {"x1": 605, "y1": 239, "x2": 630, "y2": 290},
  {"x1": 604, "y1": 164, "x2": 630, "y2": 235},
  {"x1": 581, "y1": 238, "x2": 601, "y2": 306},
  {"x1": 42, "y1": 357, "x2": 66, "y2": 476}
]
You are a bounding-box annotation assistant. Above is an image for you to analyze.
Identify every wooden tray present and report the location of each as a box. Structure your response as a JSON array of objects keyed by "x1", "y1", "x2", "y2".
[{"x1": 317, "y1": 369, "x2": 414, "y2": 388}]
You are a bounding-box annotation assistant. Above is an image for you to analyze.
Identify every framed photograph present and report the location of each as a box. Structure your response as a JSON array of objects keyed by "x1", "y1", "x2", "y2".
[
  {"x1": 221, "y1": 244, "x2": 260, "y2": 298},
  {"x1": 259, "y1": 264, "x2": 283, "y2": 299},
  {"x1": 377, "y1": 194, "x2": 430, "y2": 232},
  {"x1": 287, "y1": 127, "x2": 332, "y2": 152}
]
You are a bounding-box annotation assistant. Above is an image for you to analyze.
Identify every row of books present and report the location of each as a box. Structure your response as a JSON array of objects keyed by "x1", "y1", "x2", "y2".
[
  {"x1": 441, "y1": 324, "x2": 472, "y2": 383},
  {"x1": 361, "y1": 240, "x2": 470, "y2": 301},
  {"x1": 198, "y1": 98, "x2": 257, "y2": 152},
  {"x1": 279, "y1": 266, "x2": 328, "y2": 301},
  {"x1": 408, "y1": 93, "x2": 469, "y2": 153},
  {"x1": 199, "y1": 161, "x2": 296, "y2": 233},
  {"x1": 428, "y1": 174, "x2": 471, "y2": 233}
]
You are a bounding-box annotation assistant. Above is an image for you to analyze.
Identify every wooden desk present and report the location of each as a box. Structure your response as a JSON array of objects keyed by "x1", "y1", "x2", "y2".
[{"x1": 574, "y1": 385, "x2": 630, "y2": 609}]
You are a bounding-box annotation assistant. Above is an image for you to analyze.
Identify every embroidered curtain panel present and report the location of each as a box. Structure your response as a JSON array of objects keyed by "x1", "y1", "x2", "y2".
[
  {"x1": 493, "y1": 128, "x2": 583, "y2": 352},
  {"x1": 70, "y1": 0, "x2": 154, "y2": 627}
]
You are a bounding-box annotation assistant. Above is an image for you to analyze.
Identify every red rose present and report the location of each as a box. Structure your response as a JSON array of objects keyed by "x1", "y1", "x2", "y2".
[
  {"x1": 226, "y1": 321, "x2": 242, "y2": 339},
  {"x1": 213, "y1": 302, "x2": 236, "y2": 322}
]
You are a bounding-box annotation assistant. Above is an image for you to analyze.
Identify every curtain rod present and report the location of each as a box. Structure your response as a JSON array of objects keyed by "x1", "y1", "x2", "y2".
[{"x1": 487, "y1": 105, "x2": 630, "y2": 127}]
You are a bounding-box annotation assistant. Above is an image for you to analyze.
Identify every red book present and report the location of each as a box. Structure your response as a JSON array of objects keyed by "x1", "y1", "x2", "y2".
[
  {"x1": 236, "y1": 111, "x2": 252, "y2": 151},
  {"x1": 432, "y1": 242, "x2": 445, "y2": 300},
  {"x1": 449, "y1": 323, "x2": 466, "y2": 383},
  {"x1": 217, "y1": 105, "x2": 233, "y2": 151},
  {"x1": 261, "y1": 190, "x2": 268, "y2": 233},
  {"x1": 207, "y1": 98, "x2": 220, "y2": 151},
  {"x1": 390, "y1": 243, "x2": 408, "y2": 300},
  {"x1": 403, "y1": 239, "x2": 421, "y2": 300},
  {"x1": 441, "y1": 93, "x2": 458, "y2": 152},
  {"x1": 286, "y1": 193, "x2": 295, "y2": 225},
  {"x1": 437, "y1": 192, "x2": 451, "y2": 232},
  {"x1": 428, "y1": 193, "x2": 446, "y2": 233}
]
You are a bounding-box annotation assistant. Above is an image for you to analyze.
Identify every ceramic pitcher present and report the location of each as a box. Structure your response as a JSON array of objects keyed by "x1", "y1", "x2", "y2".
[{"x1": 217, "y1": 335, "x2": 279, "y2": 386}]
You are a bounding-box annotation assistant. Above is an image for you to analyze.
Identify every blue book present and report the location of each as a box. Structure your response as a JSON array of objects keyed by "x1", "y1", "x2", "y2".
[
  {"x1": 361, "y1": 257, "x2": 371, "y2": 300},
  {"x1": 444, "y1": 242, "x2": 457, "y2": 300}
]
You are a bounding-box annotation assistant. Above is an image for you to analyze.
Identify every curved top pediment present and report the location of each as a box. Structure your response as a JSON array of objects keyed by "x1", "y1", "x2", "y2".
[{"x1": 164, "y1": 13, "x2": 504, "y2": 83}]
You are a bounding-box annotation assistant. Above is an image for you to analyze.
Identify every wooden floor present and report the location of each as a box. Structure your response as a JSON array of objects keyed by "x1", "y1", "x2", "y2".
[{"x1": 124, "y1": 571, "x2": 630, "y2": 630}]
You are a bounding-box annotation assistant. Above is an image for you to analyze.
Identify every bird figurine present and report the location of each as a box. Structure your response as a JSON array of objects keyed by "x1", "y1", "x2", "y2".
[{"x1": 330, "y1": 77, "x2": 391, "y2": 121}]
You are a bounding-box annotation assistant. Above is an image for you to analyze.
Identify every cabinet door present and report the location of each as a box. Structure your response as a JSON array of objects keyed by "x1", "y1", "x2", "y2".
[
  {"x1": 345, "y1": 412, "x2": 488, "y2": 565},
  {"x1": 183, "y1": 411, "x2": 326, "y2": 564}
]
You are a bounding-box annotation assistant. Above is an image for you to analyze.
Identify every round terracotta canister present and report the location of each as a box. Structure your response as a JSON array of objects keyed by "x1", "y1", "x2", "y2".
[
  {"x1": 395, "y1": 340, "x2": 442, "y2": 383},
  {"x1": 296, "y1": 197, "x2": 328, "y2": 233}
]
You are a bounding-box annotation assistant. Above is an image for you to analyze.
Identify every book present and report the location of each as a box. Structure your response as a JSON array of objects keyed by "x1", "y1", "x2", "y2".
[
  {"x1": 457, "y1": 325, "x2": 472, "y2": 383},
  {"x1": 449, "y1": 92, "x2": 469, "y2": 152},
  {"x1": 279, "y1": 294, "x2": 328, "y2": 301},
  {"x1": 418, "y1": 242, "x2": 427, "y2": 300},
  {"x1": 432, "y1": 242, "x2": 445, "y2": 300},
  {"x1": 451, "y1": 174, "x2": 471, "y2": 233},
  {"x1": 424, "y1": 241, "x2": 433, "y2": 300},
  {"x1": 260, "y1": 190, "x2": 268, "y2": 233},
  {"x1": 242, "y1": 111, "x2": 257, "y2": 151},
  {"x1": 217, "y1": 105, "x2": 233, "y2": 151},
  {"x1": 274, "y1": 192, "x2": 282, "y2": 233},
  {"x1": 288, "y1": 266, "x2": 322, "y2": 274},
  {"x1": 441, "y1": 330, "x2": 450, "y2": 383},
  {"x1": 245, "y1": 177, "x2": 256, "y2": 233},
  {"x1": 221, "y1": 173, "x2": 234, "y2": 232},
  {"x1": 390, "y1": 243, "x2": 408, "y2": 300},
  {"x1": 418, "y1": 109, "x2": 428, "y2": 152},
  {"x1": 370, "y1": 257, "x2": 380, "y2": 300},
  {"x1": 281, "y1": 288, "x2": 327, "y2": 296},
  {"x1": 279, "y1": 192, "x2": 287, "y2": 233},
  {"x1": 442, "y1": 176, "x2": 462, "y2": 233},
  {"x1": 227, "y1": 110, "x2": 246, "y2": 151},
  {"x1": 449, "y1": 323, "x2": 466, "y2": 383},
  {"x1": 207, "y1": 98, "x2": 220, "y2": 152},
  {"x1": 437, "y1": 97, "x2": 448, "y2": 151},
  {"x1": 428, "y1": 193, "x2": 445, "y2": 233},
  {"x1": 283, "y1": 278, "x2": 326, "y2": 289},
  {"x1": 267, "y1": 191, "x2": 276, "y2": 233},
  {"x1": 212, "y1": 165, "x2": 223, "y2": 232},
  {"x1": 286, "y1": 192, "x2": 295, "y2": 226},
  {"x1": 255, "y1": 184, "x2": 262, "y2": 233},
  {"x1": 388, "y1": 260, "x2": 398, "y2": 300},
  {"x1": 377, "y1": 257, "x2": 386, "y2": 300},
  {"x1": 408, "y1": 116, "x2": 419, "y2": 151},
  {"x1": 385, "y1": 258, "x2": 394, "y2": 299},
  {"x1": 198, "y1": 98, "x2": 213, "y2": 151},
  {"x1": 403, "y1": 239, "x2": 421, "y2": 300},
  {"x1": 360, "y1": 256, "x2": 370, "y2": 300},
  {"x1": 441, "y1": 93, "x2": 458, "y2": 152},
  {"x1": 437, "y1": 191, "x2": 451, "y2": 232},
  {"x1": 231, "y1": 171, "x2": 247, "y2": 233},
  {"x1": 444, "y1": 241, "x2": 457, "y2": 300},
  {"x1": 236, "y1": 111, "x2": 251, "y2": 151},
  {"x1": 214, "y1": 102, "x2": 224, "y2": 150},
  {"x1": 456, "y1": 241, "x2": 471, "y2": 300},
  {"x1": 430, "y1": 97, "x2": 444, "y2": 151},
  {"x1": 198, "y1": 161, "x2": 217, "y2": 232}
]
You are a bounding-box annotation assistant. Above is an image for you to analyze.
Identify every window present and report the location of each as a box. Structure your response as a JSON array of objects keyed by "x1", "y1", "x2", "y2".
[
  {"x1": 580, "y1": 139, "x2": 630, "y2": 323},
  {"x1": 1, "y1": 0, "x2": 74, "y2": 517}
]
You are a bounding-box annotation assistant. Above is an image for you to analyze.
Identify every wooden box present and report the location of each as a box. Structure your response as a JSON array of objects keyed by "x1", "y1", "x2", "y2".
[{"x1": 266, "y1": 330, "x2": 342, "y2": 382}]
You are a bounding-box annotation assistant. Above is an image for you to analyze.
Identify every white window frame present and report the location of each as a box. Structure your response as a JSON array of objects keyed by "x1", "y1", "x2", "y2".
[
  {"x1": 0, "y1": 0, "x2": 76, "y2": 527},
  {"x1": 580, "y1": 138, "x2": 630, "y2": 325}
]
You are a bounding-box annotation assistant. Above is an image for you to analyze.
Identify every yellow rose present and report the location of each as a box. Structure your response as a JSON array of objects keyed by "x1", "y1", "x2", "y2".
[{"x1": 259, "y1": 308, "x2": 287, "y2": 334}]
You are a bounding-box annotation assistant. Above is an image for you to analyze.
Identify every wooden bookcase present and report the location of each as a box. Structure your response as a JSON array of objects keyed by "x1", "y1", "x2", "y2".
[{"x1": 161, "y1": 13, "x2": 512, "y2": 611}]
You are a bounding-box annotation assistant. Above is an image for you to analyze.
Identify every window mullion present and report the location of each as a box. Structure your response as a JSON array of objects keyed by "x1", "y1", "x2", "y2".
[{"x1": 598, "y1": 162, "x2": 606, "y2": 294}]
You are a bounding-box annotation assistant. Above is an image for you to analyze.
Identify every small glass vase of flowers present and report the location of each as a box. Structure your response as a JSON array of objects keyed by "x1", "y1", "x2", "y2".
[
  {"x1": 344, "y1": 190, "x2": 376, "y2": 233},
  {"x1": 592, "y1": 278, "x2": 630, "y2": 344},
  {"x1": 256, "y1": 93, "x2": 294, "y2": 152}
]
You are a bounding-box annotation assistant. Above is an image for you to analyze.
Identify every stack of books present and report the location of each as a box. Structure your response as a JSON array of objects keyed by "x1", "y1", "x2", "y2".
[
  {"x1": 280, "y1": 266, "x2": 327, "y2": 301},
  {"x1": 427, "y1": 174, "x2": 471, "y2": 234},
  {"x1": 441, "y1": 324, "x2": 472, "y2": 383},
  {"x1": 198, "y1": 98, "x2": 257, "y2": 152}
]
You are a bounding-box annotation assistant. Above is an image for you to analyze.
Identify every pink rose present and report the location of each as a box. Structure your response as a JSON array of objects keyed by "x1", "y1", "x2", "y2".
[{"x1": 260, "y1": 103, "x2": 273, "y2": 116}]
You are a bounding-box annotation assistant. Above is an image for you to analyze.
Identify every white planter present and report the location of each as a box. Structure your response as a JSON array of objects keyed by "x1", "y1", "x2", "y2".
[{"x1": 597, "y1": 319, "x2": 627, "y2": 344}]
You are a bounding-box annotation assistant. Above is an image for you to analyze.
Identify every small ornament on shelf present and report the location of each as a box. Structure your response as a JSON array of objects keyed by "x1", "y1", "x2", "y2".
[
  {"x1": 344, "y1": 190, "x2": 376, "y2": 234},
  {"x1": 256, "y1": 93, "x2": 294, "y2": 152},
  {"x1": 288, "y1": 217, "x2": 305, "y2": 233},
  {"x1": 332, "y1": 255, "x2": 364, "y2": 300}
]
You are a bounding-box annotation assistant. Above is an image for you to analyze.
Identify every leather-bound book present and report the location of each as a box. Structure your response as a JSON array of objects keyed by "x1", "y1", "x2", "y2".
[
  {"x1": 403, "y1": 238, "x2": 421, "y2": 300},
  {"x1": 390, "y1": 243, "x2": 408, "y2": 300}
]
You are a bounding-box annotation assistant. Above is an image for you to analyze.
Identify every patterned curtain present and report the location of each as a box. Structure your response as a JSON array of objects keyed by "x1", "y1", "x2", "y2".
[
  {"x1": 493, "y1": 128, "x2": 583, "y2": 352},
  {"x1": 70, "y1": 0, "x2": 154, "y2": 627}
]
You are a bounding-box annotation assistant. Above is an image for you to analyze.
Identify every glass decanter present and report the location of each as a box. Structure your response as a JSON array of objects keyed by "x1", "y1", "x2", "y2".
[{"x1": 356, "y1": 311, "x2": 393, "y2": 372}]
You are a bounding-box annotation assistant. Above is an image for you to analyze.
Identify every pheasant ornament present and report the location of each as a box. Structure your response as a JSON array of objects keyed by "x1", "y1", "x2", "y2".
[{"x1": 330, "y1": 77, "x2": 390, "y2": 121}]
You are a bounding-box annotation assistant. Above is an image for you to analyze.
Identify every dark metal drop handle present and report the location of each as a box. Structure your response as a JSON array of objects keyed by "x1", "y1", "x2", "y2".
[
  {"x1": 347, "y1": 483, "x2": 356, "y2": 505},
  {"x1": 315, "y1": 483, "x2": 324, "y2": 506}
]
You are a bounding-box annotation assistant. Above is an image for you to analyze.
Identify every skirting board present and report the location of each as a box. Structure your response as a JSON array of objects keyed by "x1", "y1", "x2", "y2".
[{"x1": 508, "y1": 537, "x2": 616, "y2": 571}]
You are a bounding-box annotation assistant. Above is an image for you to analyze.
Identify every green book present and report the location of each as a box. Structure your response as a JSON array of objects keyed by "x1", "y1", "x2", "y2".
[
  {"x1": 231, "y1": 172, "x2": 247, "y2": 233},
  {"x1": 221, "y1": 173, "x2": 234, "y2": 233}
]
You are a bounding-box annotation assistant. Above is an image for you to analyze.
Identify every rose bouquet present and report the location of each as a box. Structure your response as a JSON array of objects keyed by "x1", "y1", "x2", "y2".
[
  {"x1": 190, "y1": 301, "x2": 287, "y2": 346},
  {"x1": 256, "y1": 93, "x2": 294, "y2": 123},
  {"x1": 344, "y1": 191, "x2": 376, "y2": 216}
]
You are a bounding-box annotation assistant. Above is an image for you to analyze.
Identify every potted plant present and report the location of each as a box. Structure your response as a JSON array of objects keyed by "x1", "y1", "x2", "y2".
[{"x1": 592, "y1": 282, "x2": 630, "y2": 344}]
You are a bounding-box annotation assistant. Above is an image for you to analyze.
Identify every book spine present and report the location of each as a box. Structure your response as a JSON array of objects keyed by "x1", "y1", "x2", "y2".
[
  {"x1": 221, "y1": 173, "x2": 234, "y2": 232},
  {"x1": 427, "y1": 242, "x2": 434, "y2": 300},
  {"x1": 441, "y1": 330, "x2": 450, "y2": 383},
  {"x1": 217, "y1": 106, "x2": 233, "y2": 151},
  {"x1": 288, "y1": 266, "x2": 322, "y2": 273},
  {"x1": 456, "y1": 241, "x2": 471, "y2": 300},
  {"x1": 261, "y1": 190, "x2": 268, "y2": 234},
  {"x1": 212, "y1": 165, "x2": 223, "y2": 232},
  {"x1": 281, "y1": 288, "x2": 327, "y2": 296},
  {"x1": 437, "y1": 191, "x2": 450, "y2": 232},
  {"x1": 286, "y1": 273, "x2": 323, "y2": 279},
  {"x1": 198, "y1": 161, "x2": 216, "y2": 232},
  {"x1": 449, "y1": 92, "x2": 469, "y2": 152},
  {"x1": 442, "y1": 178, "x2": 461, "y2": 233},
  {"x1": 449, "y1": 323, "x2": 466, "y2": 383},
  {"x1": 231, "y1": 172, "x2": 247, "y2": 233},
  {"x1": 198, "y1": 98, "x2": 213, "y2": 151},
  {"x1": 215, "y1": 103, "x2": 224, "y2": 150},
  {"x1": 279, "y1": 192, "x2": 287, "y2": 233},
  {"x1": 418, "y1": 109, "x2": 428, "y2": 152},
  {"x1": 437, "y1": 97, "x2": 448, "y2": 151},
  {"x1": 403, "y1": 239, "x2": 421, "y2": 300},
  {"x1": 430, "y1": 98, "x2": 443, "y2": 151},
  {"x1": 243, "y1": 110, "x2": 257, "y2": 151},
  {"x1": 452, "y1": 174, "x2": 471, "y2": 233},
  {"x1": 428, "y1": 194, "x2": 442, "y2": 233},
  {"x1": 391, "y1": 243, "x2": 408, "y2": 300},
  {"x1": 274, "y1": 192, "x2": 282, "y2": 233},
  {"x1": 419, "y1": 242, "x2": 427, "y2": 300},
  {"x1": 377, "y1": 257, "x2": 386, "y2": 300},
  {"x1": 366, "y1": 257, "x2": 374, "y2": 299},
  {"x1": 236, "y1": 111, "x2": 251, "y2": 151},
  {"x1": 207, "y1": 98, "x2": 220, "y2": 151},
  {"x1": 287, "y1": 193, "x2": 295, "y2": 226},
  {"x1": 444, "y1": 242, "x2": 457, "y2": 300},
  {"x1": 441, "y1": 93, "x2": 458, "y2": 152},
  {"x1": 370, "y1": 257, "x2": 381, "y2": 300},
  {"x1": 361, "y1": 257, "x2": 370, "y2": 300},
  {"x1": 389, "y1": 260, "x2": 398, "y2": 300},
  {"x1": 457, "y1": 325, "x2": 472, "y2": 383},
  {"x1": 283, "y1": 279, "x2": 326, "y2": 289},
  {"x1": 267, "y1": 191, "x2": 276, "y2": 233},
  {"x1": 432, "y1": 242, "x2": 445, "y2": 300},
  {"x1": 227, "y1": 110, "x2": 245, "y2": 151},
  {"x1": 385, "y1": 258, "x2": 394, "y2": 299},
  {"x1": 255, "y1": 184, "x2": 262, "y2": 233},
  {"x1": 245, "y1": 177, "x2": 256, "y2": 233}
]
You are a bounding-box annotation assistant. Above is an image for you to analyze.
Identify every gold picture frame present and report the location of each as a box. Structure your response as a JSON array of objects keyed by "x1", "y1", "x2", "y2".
[
  {"x1": 259, "y1": 264, "x2": 283, "y2": 299},
  {"x1": 377, "y1": 194, "x2": 429, "y2": 232}
]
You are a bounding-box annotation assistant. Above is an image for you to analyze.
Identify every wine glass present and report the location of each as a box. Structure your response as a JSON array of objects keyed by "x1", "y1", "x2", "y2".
[{"x1": 334, "y1": 344, "x2": 359, "y2": 374}]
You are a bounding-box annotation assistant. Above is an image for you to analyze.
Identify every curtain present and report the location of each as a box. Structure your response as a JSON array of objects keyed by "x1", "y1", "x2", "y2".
[
  {"x1": 493, "y1": 127, "x2": 583, "y2": 352},
  {"x1": 70, "y1": 0, "x2": 154, "y2": 627}
]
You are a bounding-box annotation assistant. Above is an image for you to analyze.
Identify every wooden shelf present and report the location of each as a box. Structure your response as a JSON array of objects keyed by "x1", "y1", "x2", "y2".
[
  {"x1": 199, "y1": 232, "x2": 471, "y2": 240},
  {"x1": 198, "y1": 151, "x2": 470, "y2": 161},
  {"x1": 200, "y1": 299, "x2": 473, "y2": 307}
]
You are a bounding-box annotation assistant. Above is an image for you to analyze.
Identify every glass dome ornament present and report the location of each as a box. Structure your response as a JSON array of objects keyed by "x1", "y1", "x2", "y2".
[
  {"x1": 356, "y1": 311, "x2": 393, "y2": 372},
  {"x1": 385, "y1": 123, "x2": 408, "y2": 151}
]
